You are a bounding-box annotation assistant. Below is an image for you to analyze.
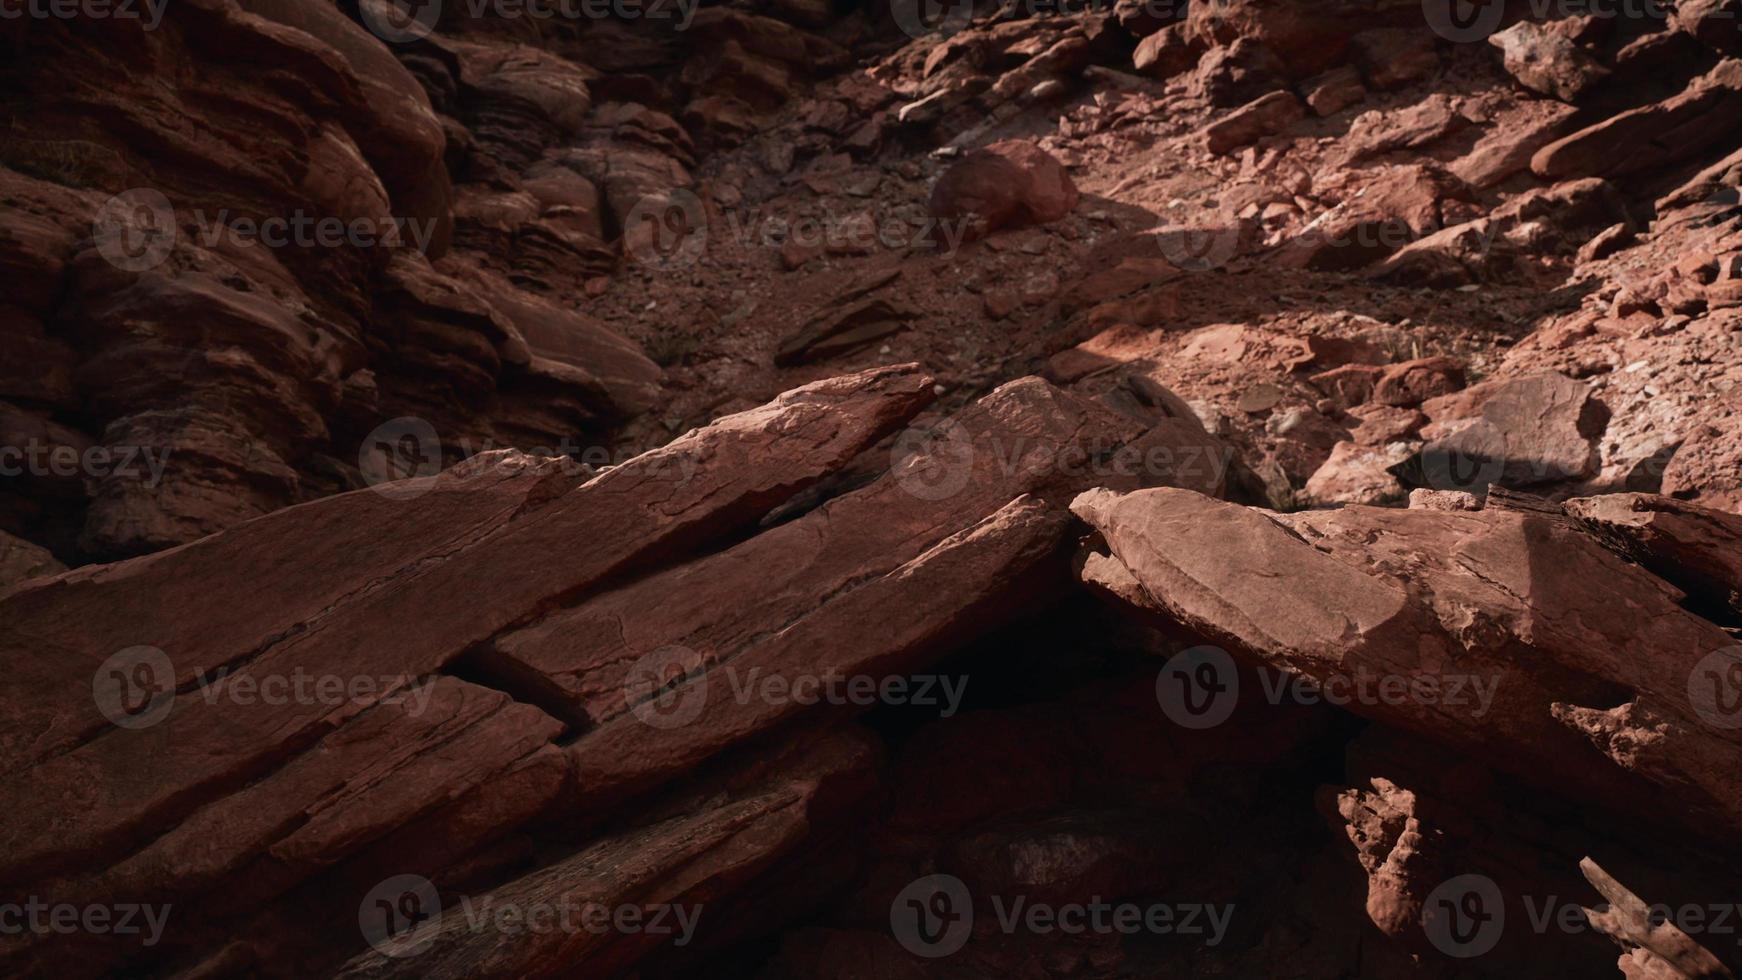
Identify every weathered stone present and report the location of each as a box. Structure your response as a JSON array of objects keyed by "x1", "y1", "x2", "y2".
[{"x1": 1489, "y1": 21, "x2": 1610, "y2": 102}]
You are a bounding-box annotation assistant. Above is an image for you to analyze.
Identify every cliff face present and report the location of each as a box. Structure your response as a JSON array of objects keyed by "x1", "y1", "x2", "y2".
[{"x1": 4, "y1": 0, "x2": 1742, "y2": 978}]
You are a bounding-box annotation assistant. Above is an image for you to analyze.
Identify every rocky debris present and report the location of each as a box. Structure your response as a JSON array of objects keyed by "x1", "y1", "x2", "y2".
[
  {"x1": 0, "y1": 530, "x2": 65, "y2": 596},
  {"x1": 1395, "y1": 371, "x2": 1609, "y2": 494},
  {"x1": 1674, "y1": 0, "x2": 1742, "y2": 56},
  {"x1": 1202, "y1": 91, "x2": 1305, "y2": 155},
  {"x1": 1567, "y1": 493, "x2": 1742, "y2": 618},
  {"x1": 1660, "y1": 398, "x2": 1742, "y2": 515},
  {"x1": 927, "y1": 140, "x2": 1079, "y2": 240},
  {"x1": 1350, "y1": 29, "x2": 1440, "y2": 91},
  {"x1": 1074, "y1": 486, "x2": 1742, "y2": 841},
  {"x1": 1303, "y1": 65, "x2": 1368, "y2": 116},
  {"x1": 775, "y1": 298, "x2": 917, "y2": 366},
  {"x1": 1373, "y1": 356, "x2": 1466, "y2": 407},
  {"x1": 1533, "y1": 60, "x2": 1742, "y2": 180},
  {"x1": 1329, "y1": 95, "x2": 1470, "y2": 171},
  {"x1": 1581, "y1": 858, "x2": 1737, "y2": 980},
  {"x1": 1303, "y1": 440, "x2": 1413, "y2": 505},
  {"x1": 1279, "y1": 164, "x2": 1470, "y2": 270},
  {"x1": 1375, "y1": 177, "x2": 1628, "y2": 287},
  {"x1": 1451, "y1": 101, "x2": 1579, "y2": 188},
  {"x1": 1191, "y1": 38, "x2": 1288, "y2": 107},
  {"x1": 1132, "y1": 24, "x2": 1203, "y2": 79},
  {"x1": 1489, "y1": 21, "x2": 1610, "y2": 102},
  {"x1": 13, "y1": 0, "x2": 1742, "y2": 976}
]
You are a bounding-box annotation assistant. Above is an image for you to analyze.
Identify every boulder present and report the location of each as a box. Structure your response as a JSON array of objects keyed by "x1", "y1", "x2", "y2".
[
  {"x1": 1202, "y1": 91, "x2": 1305, "y2": 155},
  {"x1": 1533, "y1": 60, "x2": 1742, "y2": 180},
  {"x1": 928, "y1": 140, "x2": 1079, "y2": 239},
  {"x1": 1074, "y1": 486, "x2": 1742, "y2": 839},
  {"x1": 1398, "y1": 372, "x2": 1608, "y2": 493},
  {"x1": 1191, "y1": 38, "x2": 1288, "y2": 107},
  {"x1": 1660, "y1": 397, "x2": 1742, "y2": 514},
  {"x1": 1489, "y1": 21, "x2": 1610, "y2": 102},
  {"x1": 1133, "y1": 23, "x2": 1204, "y2": 79}
]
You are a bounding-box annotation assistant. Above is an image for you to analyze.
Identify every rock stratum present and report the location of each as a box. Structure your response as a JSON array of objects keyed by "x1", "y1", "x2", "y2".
[{"x1": 3, "y1": 0, "x2": 1742, "y2": 977}]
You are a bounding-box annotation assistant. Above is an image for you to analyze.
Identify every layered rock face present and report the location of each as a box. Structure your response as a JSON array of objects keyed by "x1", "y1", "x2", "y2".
[{"x1": 7, "y1": 0, "x2": 1742, "y2": 978}]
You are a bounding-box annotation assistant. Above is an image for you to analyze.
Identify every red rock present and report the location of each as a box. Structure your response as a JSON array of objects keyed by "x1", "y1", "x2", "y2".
[
  {"x1": 1674, "y1": 0, "x2": 1742, "y2": 55},
  {"x1": 1302, "y1": 65, "x2": 1367, "y2": 116},
  {"x1": 0, "y1": 366, "x2": 934, "y2": 888},
  {"x1": 1660, "y1": 397, "x2": 1742, "y2": 514},
  {"x1": 1075, "y1": 486, "x2": 1742, "y2": 838},
  {"x1": 1489, "y1": 21, "x2": 1610, "y2": 102},
  {"x1": 1408, "y1": 488, "x2": 1481, "y2": 511},
  {"x1": 1279, "y1": 164, "x2": 1469, "y2": 270},
  {"x1": 1373, "y1": 356, "x2": 1466, "y2": 407},
  {"x1": 1133, "y1": 24, "x2": 1203, "y2": 79},
  {"x1": 1202, "y1": 91, "x2": 1305, "y2": 155},
  {"x1": 1450, "y1": 102, "x2": 1579, "y2": 187},
  {"x1": 1184, "y1": 0, "x2": 1415, "y2": 79},
  {"x1": 1190, "y1": 38, "x2": 1288, "y2": 108},
  {"x1": 0, "y1": 531, "x2": 64, "y2": 597},
  {"x1": 1533, "y1": 60, "x2": 1742, "y2": 180},
  {"x1": 1350, "y1": 29, "x2": 1440, "y2": 91},
  {"x1": 1303, "y1": 440, "x2": 1414, "y2": 505},
  {"x1": 1566, "y1": 493, "x2": 1742, "y2": 615},
  {"x1": 928, "y1": 140, "x2": 1079, "y2": 240},
  {"x1": 1310, "y1": 363, "x2": 1386, "y2": 408},
  {"x1": 1403, "y1": 372, "x2": 1608, "y2": 492}
]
